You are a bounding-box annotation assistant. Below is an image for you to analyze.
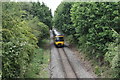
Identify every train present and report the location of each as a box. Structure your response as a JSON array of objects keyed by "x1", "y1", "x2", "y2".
[{"x1": 52, "y1": 28, "x2": 64, "y2": 47}]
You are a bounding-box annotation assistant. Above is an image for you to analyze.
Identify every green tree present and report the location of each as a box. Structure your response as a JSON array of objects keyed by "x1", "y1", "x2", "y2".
[
  {"x1": 2, "y1": 2, "x2": 50, "y2": 78},
  {"x1": 30, "y1": 2, "x2": 52, "y2": 29},
  {"x1": 54, "y1": 2, "x2": 74, "y2": 35},
  {"x1": 54, "y1": 2, "x2": 120, "y2": 78}
]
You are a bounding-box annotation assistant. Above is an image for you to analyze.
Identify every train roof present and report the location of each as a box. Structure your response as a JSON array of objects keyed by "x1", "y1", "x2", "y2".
[{"x1": 53, "y1": 28, "x2": 64, "y2": 36}]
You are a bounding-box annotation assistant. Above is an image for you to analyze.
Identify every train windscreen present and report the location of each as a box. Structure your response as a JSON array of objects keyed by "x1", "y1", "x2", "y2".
[{"x1": 55, "y1": 37, "x2": 64, "y2": 41}]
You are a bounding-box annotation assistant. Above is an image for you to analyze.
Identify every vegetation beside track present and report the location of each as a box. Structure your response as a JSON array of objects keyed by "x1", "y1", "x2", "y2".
[
  {"x1": 53, "y1": 2, "x2": 120, "y2": 78},
  {"x1": 2, "y1": 2, "x2": 51, "y2": 79},
  {"x1": 25, "y1": 42, "x2": 50, "y2": 78}
]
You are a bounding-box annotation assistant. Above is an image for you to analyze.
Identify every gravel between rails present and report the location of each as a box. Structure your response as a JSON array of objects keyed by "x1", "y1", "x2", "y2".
[
  {"x1": 50, "y1": 30, "x2": 95, "y2": 79},
  {"x1": 50, "y1": 40, "x2": 65, "y2": 78},
  {"x1": 63, "y1": 47, "x2": 94, "y2": 78},
  {"x1": 58, "y1": 48, "x2": 77, "y2": 78}
]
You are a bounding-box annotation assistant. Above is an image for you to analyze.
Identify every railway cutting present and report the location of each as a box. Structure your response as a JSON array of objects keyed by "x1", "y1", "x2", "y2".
[{"x1": 50, "y1": 30, "x2": 95, "y2": 78}]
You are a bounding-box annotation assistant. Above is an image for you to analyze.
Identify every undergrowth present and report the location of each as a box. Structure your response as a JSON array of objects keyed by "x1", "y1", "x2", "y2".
[{"x1": 25, "y1": 48, "x2": 50, "y2": 78}]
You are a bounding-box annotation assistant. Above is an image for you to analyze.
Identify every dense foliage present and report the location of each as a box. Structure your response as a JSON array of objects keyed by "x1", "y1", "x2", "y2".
[
  {"x1": 53, "y1": 2, "x2": 73, "y2": 35},
  {"x1": 54, "y1": 2, "x2": 120, "y2": 78},
  {"x1": 2, "y1": 2, "x2": 51, "y2": 78},
  {"x1": 29, "y1": 2, "x2": 52, "y2": 29}
]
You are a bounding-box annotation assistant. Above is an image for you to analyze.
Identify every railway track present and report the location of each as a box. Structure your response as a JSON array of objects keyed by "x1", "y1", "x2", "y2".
[
  {"x1": 57, "y1": 48, "x2": 77, "y2": 78},
  {"x1": 50, "y1": 30, "x2": 94, "y2": 78}
]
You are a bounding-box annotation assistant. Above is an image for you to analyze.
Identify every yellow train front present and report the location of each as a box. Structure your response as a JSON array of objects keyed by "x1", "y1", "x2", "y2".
[
  {"x1": 54, "y1": 35, "x2": 64, "y2": 47},
  {"x1": 53, "y1": 29, "x2": 64, "y2": 47}
]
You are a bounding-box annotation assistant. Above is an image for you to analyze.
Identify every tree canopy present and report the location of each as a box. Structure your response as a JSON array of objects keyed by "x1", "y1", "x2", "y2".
[
  {"x1": 54, "y1": 2, "x2": 120, "y2": 78},
  {"x1": 2, "y1": 2, "x2": 51, "y2": 78}
]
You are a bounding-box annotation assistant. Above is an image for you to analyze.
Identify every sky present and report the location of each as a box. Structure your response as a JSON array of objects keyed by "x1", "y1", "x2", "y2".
[
  {"x1": 39, "y1": 0, "x2": 63, "y2": 15},
  {"x1": 10, "y1": 0, "x2": 63, "y2": 15}
]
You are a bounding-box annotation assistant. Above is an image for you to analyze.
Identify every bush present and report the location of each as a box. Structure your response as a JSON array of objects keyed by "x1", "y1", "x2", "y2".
[{"x1": 2, "y1": 2, "x2": 51, "y2": 78}]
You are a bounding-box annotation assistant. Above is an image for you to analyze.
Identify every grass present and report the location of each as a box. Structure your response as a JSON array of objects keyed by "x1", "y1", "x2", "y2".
[
  {"x1": 25, "y1": 49, "x2": 43, "y2": 78},
  {"x1": 25, "y1": 39, "x2": 50, "y2": 78},
  {"x1": 39, "y1": 50, "x2": 50, "y2": 78}
]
